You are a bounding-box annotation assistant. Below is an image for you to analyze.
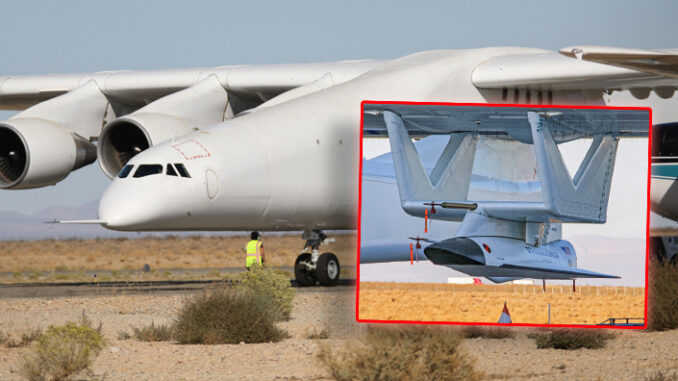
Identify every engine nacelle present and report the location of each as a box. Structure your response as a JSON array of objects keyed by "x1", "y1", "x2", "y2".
[
  {"x1": 0, "y1": 118, "x2": 96, "y2": 189},
  {"x1": 97, "y1": 113, "x2": 195, "y2": 178},
  {"x1": 97, "y1": 75, "x2": 231, "y2": 178}
]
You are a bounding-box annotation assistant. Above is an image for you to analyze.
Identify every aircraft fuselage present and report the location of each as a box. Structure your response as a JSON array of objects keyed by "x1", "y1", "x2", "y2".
[{"x1": 98, "y1": 47, "x2": 650, "y2": 232}]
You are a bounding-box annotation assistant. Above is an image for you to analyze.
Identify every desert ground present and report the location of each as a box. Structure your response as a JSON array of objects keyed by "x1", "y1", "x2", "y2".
[
  {"x1": 1, "y1": 235, "x2": 676, "y2": 380},
  {"x1": 0, "y1": 234, "x2": 357, "y2": 283},
  {"x1": 0, "y1": 288, "x2": 677, "y2": 380},
  {"x1": 358, "y1": 282, "x2": 645, "y2": 325},
  {"x1": 0, "y1": 288, "x2": 356, "y2": 381},
  {"x1": 650, "y1": 228, "x2": 678, "y2": 237}
]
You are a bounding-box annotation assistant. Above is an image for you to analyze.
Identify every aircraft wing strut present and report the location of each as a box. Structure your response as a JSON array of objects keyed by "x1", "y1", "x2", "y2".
[{"x1": 381, "y1": 107, "x2": 647, "y2": 224}]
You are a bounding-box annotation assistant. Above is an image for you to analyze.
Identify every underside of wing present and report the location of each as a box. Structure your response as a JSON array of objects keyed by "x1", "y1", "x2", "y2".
[
  {"x1": 559, "y1": 45, "x2": 678, "y2": 80},
  {"x1": 472, "y1": 49, "x2": 678, "y2": 92}
]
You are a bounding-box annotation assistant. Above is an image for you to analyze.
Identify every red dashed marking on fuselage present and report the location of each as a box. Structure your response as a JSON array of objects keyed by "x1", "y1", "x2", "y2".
[{"x1": 171, "y1": 139, "x2": 212, "y2": 160}]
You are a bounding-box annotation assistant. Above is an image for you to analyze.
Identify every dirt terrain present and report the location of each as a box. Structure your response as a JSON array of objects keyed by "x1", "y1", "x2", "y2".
[
  {"x1": 462, "y1": 329, "x2": 678, "y2": 380},
  {"x1": 0, "y1": 288, "x2": 358, "y2": 381},
  {"x1": 0, "y1": 234, "x2": 357, "y2": 282},
  {"x1": 359, "y1": 282, "x2": 645, "y2": 325},
  {"x1": 0, "y1": 235, "x2": 672, "y2": 380},
  {"x1": 650, "y1": 228, "x2": 678, "y2": 237},
  {"x1": 0, "y1": 288, "x2": 677, "y2": 380}
]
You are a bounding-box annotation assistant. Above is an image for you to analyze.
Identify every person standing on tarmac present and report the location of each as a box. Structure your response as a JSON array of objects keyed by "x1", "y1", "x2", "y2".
[{"x1": 245, "y1": 231, "x2": 265, "y2": 269}]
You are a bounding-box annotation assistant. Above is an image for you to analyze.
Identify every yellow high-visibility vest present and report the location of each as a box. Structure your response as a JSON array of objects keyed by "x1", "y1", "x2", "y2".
[{"x1": 246, "y1": 240, "x2": 263, "y2": 267}]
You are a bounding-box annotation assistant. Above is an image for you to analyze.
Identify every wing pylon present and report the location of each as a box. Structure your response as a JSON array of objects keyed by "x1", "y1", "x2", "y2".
[
  {"x1": 382, "y1": 110, "x2": 623, "y2": 224},
  {"x1": 383, "y1": 110, "x2": 477, "y2": 221}
]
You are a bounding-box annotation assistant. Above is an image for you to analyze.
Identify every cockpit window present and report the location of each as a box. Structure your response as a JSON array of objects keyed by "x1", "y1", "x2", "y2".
[
  {"x1": 118, "y1": 165, "x2": 134, "y2": 179},
  {"x1": 133, "y1": 164, "x2": 163, "y2": 178},
  {"x1": 174, "y1": 163, "x2": 191, "y2": 178},
  {"x1": 166, "y1": 164, "x2": 178, "y2": 176}
]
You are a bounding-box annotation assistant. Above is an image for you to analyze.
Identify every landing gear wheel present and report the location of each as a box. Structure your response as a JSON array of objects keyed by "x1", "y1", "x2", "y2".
[
  {"x1": 294, "y1": 253, "x2": 317, "y2": 287},
  {"x1": 651, "y1": 237, "x2": 665, "y2": 263},
  {"x1": 316, "y1": 252, "x2": 340, "y2": 286}
]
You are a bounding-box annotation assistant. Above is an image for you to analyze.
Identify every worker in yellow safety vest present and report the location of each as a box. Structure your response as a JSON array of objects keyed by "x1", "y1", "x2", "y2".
[{"x1": 245, "y1": 231, "x2": 265, "y2": 269}]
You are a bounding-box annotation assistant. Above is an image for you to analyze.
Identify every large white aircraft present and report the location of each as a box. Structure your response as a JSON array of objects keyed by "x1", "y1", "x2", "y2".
[
  {"x1": 0, "y1": 46, "x2": 673, "y2": 285},
  {"x1": 360, "y1": 104, "x2": 648, "y2": 285}
]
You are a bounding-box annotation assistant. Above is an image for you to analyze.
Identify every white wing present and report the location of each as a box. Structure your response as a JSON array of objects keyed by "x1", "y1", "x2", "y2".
[
  {"x1": 473, "y1": 47, "x2": 678, "y2": 91},
  {"x1": 0, "y1": 60, "x2": 383, "y2": 111}
]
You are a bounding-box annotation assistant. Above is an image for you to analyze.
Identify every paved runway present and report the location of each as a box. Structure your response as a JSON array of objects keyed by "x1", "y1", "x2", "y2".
[{"x1": 0, "y1": 279, "x2": 356, "y2": 298}]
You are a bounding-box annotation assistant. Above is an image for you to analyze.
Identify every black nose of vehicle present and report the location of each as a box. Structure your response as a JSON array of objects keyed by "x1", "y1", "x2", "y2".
[{"x1": 424, "y1": 237, "x2": 486, "y2": 265}]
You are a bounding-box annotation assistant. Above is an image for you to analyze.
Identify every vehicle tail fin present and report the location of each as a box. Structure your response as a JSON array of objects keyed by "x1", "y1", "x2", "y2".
[
  {"x1": 528, "y1": 111, "x2": 619, "y2": 222},
  {"x1": 383, "y1": 110, "x2": 477, "y2": 204}
]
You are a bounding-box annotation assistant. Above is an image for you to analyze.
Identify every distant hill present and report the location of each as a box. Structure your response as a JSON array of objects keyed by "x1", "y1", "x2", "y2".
[
  {"x1": 1, "y1": 201, "x2": 133, "y2": 240},
  {"x1": 0, "y1": 201, "x2": 320, "y2": 241},
  {"x1": 0, "y1": 201, "x2": 238, "y2": 240}
]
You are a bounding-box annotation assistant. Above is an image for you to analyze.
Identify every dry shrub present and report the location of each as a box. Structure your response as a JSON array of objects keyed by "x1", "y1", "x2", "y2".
[
  {"x1": 19, "y1": 321, "x2": 105, "y2": 381},
  {"x1": 460, "y1": 326, "x2": 516, "y2": 339},
  {"x1": 648, "y1": 258, "x2": 678, "y2": 331},
  {"x1": 20, "y1": 329, "x2": 44, "y2": 346},
  {"x1": 317, "y1": 325, "x2": 480, "y2": 381},
  {"x1": 528, "y1": 329, "x2": 615, "y2": 350},
  {"x1": 173, "y1": 286, "x2": 288, "y2": 344},
  {"x1": 647, "y1": 370, "x2": 678, "y2": 381},
  {"x1": 132, "y1": 322, "x2": 172, "y2": 342},
  {"x1": 306, "y1": 326, "x2": 331, "y2": 340},
  {"x1": 0, "y1": 331, "x2": 9, "y2": 345},
  {"x1": 235, "y1": 266, "x2": 295, "y2": 321},
  {"x1": 6, "y1": 328, "x2": 44, "y2": 348}
]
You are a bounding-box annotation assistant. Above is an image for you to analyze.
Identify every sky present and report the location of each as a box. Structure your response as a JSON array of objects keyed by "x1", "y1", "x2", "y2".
[{"x1": 0, "y1": 0, "x2": 676, "y2": 223}]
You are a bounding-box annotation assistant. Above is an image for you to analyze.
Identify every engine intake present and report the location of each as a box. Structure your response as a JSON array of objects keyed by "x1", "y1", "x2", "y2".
[
  {"x1": 97, "y1": 75, "x2": 230, "y2": 178},
  {"x1": 0, "y1": 127, "x2": 26, "y2": 184},
  {"x1": 0, "y1": 119, "x2": 96, "y2": 189},
  {"x1": 97, "y1": 114, "x2": 194, "y2": 178},
  {"x1": 424, "y1": 237, "x2": 486, "y2": 266},
  {"x1": 98, "y1": 119, "x2": 150, "y2": 178}
]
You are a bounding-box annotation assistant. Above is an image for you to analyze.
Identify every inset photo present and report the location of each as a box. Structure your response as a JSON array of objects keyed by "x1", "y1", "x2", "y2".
[{"x1": 358, "y1": 102, "x2": 650, "y2": 328}]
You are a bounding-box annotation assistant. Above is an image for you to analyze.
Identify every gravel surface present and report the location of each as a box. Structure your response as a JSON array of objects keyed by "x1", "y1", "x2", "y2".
[
  {"x1": 462, "y1": 329, "x2": 678, "y2": 380},
  {"x1": 1, "y1": 289, "x2": 678, "y2": 380},
  {"x1": 0, "y1": 289, "x2": 359, "y2": 380}
]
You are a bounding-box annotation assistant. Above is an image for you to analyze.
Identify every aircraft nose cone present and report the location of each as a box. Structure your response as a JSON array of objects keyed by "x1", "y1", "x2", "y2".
[
  {"x1": 98, "y1": 181, "x2": 128, "y2": 229},
  {"x1": 98, "y1": 180, "x2": 159, "y2": 230}
]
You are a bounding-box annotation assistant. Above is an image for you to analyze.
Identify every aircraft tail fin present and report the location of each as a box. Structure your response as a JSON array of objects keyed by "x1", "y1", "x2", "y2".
[
  {"x1": 383, "y1": 110, "x2": 477, "y2": 205},
  {"x1": 528, "y1": 111, "x2": 619, "y2": 222}
]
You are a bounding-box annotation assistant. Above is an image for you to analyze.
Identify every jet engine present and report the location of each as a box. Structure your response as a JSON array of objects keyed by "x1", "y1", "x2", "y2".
[
  {"x1": 0, "y1": 81, "x2": 107, "y2": 189},
  {"x1": 97, "y1": 114, "x2": 195, "y2": 178},
  {"x1": 97, "y1": 75, "x2": 231, "y2": 178},
  {"x1": 0, "y1": 119, "x2": 96, "y2": 189}
]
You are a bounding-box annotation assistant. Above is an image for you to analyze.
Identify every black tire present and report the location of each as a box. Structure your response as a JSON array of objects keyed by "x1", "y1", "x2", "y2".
[
  {"x1": 294, "y1": 253, "x2": 316, "y2": 287},
  {"x1": 316, "y1": 252, "x2": 340, "y2": 286},
  {"x1": 651, "y1": 237, "x2": 665, "y2": 263}
]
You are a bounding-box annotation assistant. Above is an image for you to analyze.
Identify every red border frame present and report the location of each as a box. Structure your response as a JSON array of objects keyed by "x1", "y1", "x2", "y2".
[{"x1": 356, "y1": 100, "x2": 651, "y2": 330}]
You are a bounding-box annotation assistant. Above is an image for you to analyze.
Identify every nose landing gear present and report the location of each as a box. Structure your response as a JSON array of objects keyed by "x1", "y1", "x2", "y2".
[{"x1": 294, "y1": 230, "x2": 341, "y2": 287}]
